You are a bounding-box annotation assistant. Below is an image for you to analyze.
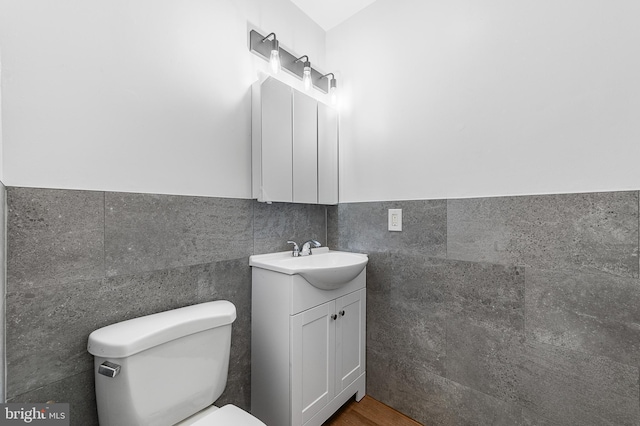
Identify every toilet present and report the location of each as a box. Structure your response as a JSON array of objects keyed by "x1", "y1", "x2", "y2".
[{"x1": 87, "y1": 301, "x2": 265, "y2": 426}]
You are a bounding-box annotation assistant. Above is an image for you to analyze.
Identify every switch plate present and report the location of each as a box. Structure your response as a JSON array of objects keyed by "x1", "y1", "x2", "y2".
[{"x1": 388, "y1": 209, "x2": 402, "y2": 232}]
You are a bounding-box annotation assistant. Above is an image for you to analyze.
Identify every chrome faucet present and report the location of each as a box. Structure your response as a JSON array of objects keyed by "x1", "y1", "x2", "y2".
[
  {"x1": 301, "y1": 239, "x2": 321, "y2": 256},
  {"x1": 287, "y1": 241, "x2": 300, "y2": 257}
]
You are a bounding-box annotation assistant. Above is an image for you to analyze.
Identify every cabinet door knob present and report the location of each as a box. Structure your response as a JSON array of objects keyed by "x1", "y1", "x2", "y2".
[
  {"x1": 339, "y1": 310, "x2": 345, "y2": 316},
  {"x1": 331, "y1": 314, "x2": 338, "y2": 320}
]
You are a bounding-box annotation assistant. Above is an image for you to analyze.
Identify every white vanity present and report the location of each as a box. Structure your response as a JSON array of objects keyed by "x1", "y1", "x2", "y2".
[{"x1": 250, "y1": 248, "x2": 367, "y2": 426}]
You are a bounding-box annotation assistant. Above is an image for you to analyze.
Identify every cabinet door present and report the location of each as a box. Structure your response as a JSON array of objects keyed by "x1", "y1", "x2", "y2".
[
  {"x1": 291, "y1": 301, "x2": 336, "y2": 426},
  {"x1": 318, "y1": 103, "x2": 338, "y2": 205},
  {"x1": 293, "y1": 90, "x2": 318, "y2": 203},
  {"x1": 261, "y1": 78, "x2": 293, "y2": 202},
  {"x1": 335, "y1": 289, "x2": 366, "y2": 393}
]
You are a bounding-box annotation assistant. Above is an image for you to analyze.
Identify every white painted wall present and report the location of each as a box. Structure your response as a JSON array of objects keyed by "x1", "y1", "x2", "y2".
[
  {"x1": 0, "y1": 0, "x2": 326, "y2": 198},
  {"x1": 4, "y1": 0, "x2": 639, "y2": 202},
  {"x1": 328, "y1": 0, "x2": 640, "y2": 202}
]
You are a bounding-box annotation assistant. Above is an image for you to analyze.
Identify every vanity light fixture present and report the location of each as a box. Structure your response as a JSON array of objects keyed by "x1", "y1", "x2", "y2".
[
  {"x1": 296, "y1": 56, "x2": 312, "y2": 91},
  {"x1": 261, "y1": 32, "x2": 281, "y2": 74},
  {"x1": 322, "y1": 73, "x2": 338, "y2": 105},
  {"x1": 249, "y1": 29, "x2": 337, "y2": 95}
]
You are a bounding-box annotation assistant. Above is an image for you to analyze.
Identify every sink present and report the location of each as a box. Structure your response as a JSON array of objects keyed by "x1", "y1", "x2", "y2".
[{"x1": 249, "y1": 247, "x2": 368, "y2": 290}]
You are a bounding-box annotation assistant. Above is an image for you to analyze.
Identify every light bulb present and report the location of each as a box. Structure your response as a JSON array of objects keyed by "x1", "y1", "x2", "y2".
[
  {"x1": 261, "y1": 34, "x2": 281, "y2": 74},
  {"x1": 270, "y1": 52, "x2": 280, "y2": 74},
  {"x1": 303, "y1": 62, "x2": 312, "y2": 91},
  {"x1": 269, "y1": 38, "x2": 280, "y2": 74},
  {"x1": 329, "y1": 78, "x2": 338, "y2": 105}
]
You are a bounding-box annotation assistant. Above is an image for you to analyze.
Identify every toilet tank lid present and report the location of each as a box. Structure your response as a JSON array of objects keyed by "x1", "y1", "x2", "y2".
[{"x1": 87, "y1": 301, "x2": 236, "y2": 358}]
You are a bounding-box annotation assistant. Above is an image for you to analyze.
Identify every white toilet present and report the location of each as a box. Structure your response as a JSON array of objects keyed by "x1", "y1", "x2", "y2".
[{"x1": 87, "y1": 300, "x2": 265, "y2": 426}]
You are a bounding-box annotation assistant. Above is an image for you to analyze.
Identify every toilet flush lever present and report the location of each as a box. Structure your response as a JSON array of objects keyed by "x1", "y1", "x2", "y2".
[{"x1": 98, "y1": 361, "x2": 121, "y2": 378}]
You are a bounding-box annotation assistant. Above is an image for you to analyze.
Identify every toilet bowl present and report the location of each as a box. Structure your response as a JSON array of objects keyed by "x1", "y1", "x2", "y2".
[{"x1": 87, "y1": 301, "x2": 265, "y2": 426}]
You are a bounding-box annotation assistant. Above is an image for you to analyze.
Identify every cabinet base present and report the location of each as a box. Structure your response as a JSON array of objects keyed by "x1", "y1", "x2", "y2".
[{"x1": 304, "y1": 373, "x2": 366, "y2": 426}]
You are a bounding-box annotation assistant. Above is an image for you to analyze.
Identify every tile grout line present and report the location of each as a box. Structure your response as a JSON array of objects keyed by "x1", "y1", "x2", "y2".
[
  {"x1": 444, "y1": 198, "x2": 449, "y2": 381},
  {"x1": 103, "y1": 192, "x2": 107, "y2": 280},
  {"x1": 324, "y1": 205, "x2": 328, "y2": 248},
  {"x1": 445, "y1": 198, "x2": 449, "y2": 261},
  {"x1": 523, "y1": 265, "x2": 527, "y2": 345}
]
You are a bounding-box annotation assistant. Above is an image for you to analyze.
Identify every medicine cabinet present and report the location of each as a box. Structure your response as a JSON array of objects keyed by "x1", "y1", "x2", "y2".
[{"x1": 252, "y1": 77, "x2": 338, "y2": 204}]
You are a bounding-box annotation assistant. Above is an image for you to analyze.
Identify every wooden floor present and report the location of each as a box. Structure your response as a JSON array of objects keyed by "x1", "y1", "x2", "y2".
[{"x1": 322, "y1": 396, "x2": 422, "y2": 426}]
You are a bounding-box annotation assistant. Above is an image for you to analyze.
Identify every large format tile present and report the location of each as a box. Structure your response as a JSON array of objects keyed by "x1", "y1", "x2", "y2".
[
  {"x1": 368, "y1": 295, "x2": 446, "y2": 377},
  {"x1": 445, "y1": 321, "x2": 522, "y2": 404},
  {"x1": 6, "y1": 261, "x2": 226, "y2": 397},
  {"x1": 102, "y1": 261, "x2": 227, "y2": 321},
  {"x1": 7, "y1": 187, "x2": 105, "y2": 290},
  {"x1": 521, "y1": 410, "x2": 558, "y2": 426},
  {"x1": 518, "y1": 342, "x2": 640, "y2": 426},
  {"x1": 367, "y1": 252, "x2": 526, "y2": 384},
  {"x1": 7, "y1": 370, "x2": 99, "y2": 426},
  {"x1": 105, "y1": 193, "x2": 253, "y2": 276},
  {"x1": 252, "y1": 201, "x2": 326, "y2": 254},
  {"x1": 444, "y1": 259, "x2": 524, "y2": 334},
  {"x1": 328, "y1": 200, "x2": 446, "y2": 256},
  {"x1": 446, "y1": 321, "x2": 639, "y2": 425},
  {"x1": 366, "y1": 253, "x2": 447, "y2": 308},
  {"x1": 368, "y1": 349, "x2": 522, "y2": 426},
  {"x1": 526, "y1": 267, "x2": 640, "y2": 366},
  {"x1": 447, "y1": 192, "x2": 639, "y2": 278},
  {"x1": 209, "y1": 258, "x2": 252, "y2": 411},
  {"x1": 1, "y1": 183, "x2": 5, "y2": 294},
  {"x1": 5, "y1": 276, "x2": 103, "y2": 397},
  {"x1": 0, "y1": 183, "x2": 5, "y2": 403},
  {"x1": 366, "y1": 253, "x2": 447, "y2": 376}
]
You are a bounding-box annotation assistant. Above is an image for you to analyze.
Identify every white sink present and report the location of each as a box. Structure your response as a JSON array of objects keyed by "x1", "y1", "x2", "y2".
[{"x1": 249, "y1": 247, "x2": 368, "y2": 290}]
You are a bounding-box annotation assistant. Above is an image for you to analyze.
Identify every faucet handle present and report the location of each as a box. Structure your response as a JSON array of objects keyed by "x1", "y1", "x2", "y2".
[{"x1": 287, "y1": 241, "x2": 300, "y2": 257}]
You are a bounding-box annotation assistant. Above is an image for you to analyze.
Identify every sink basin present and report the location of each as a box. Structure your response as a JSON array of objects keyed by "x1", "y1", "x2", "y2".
[{"x1": 249, "y1": 248, "x2": 368, "y2": 290}]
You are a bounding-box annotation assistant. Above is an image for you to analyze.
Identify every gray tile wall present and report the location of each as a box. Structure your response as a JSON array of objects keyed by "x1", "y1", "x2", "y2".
[
  {"x1": 5, "y1": 187, "x2": 326, "y2": 425},
  {"x1": 328, "y1": 191, "x2": 640, "y2": 426},
  {"x1": 0, "y1": 181, "x2": 6, "y2": 403},
  {"x1": 7, "y1": 187, "x2": 640, "y2": 425}
]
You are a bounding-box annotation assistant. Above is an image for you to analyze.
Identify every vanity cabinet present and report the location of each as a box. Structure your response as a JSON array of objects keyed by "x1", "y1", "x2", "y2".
[
  {"x1": 251, "y1": 266, "x2": 366, "y2": 426},
  {"x1": 252, "y1": 76, "x2": 338, "y2": 204},
  {"x1": 291, "y1": 289, "x2": 365, "y2": 425}
]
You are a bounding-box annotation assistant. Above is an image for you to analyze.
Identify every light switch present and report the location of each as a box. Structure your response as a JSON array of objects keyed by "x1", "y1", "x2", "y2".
[{"x1": 388, "y1": 209, "x2": 402, "y2": 232}]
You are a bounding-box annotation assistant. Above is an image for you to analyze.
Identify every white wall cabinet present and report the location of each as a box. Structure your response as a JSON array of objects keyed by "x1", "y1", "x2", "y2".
[
  {"x1": 317, "y1": 103, "x2": 339, "y2": 205},
  {"x1": 252, "y1": 76, "x2": 338, "y2": 204},
  {"x1": 253, "y1": 77, "x2": 293, "y2": 202},
  {"x1": 293, "y1": 90, "x2": 318, "y2": 204},
  {"x1": 251, "y1": 267, "x2": 366, "y2": 426}
]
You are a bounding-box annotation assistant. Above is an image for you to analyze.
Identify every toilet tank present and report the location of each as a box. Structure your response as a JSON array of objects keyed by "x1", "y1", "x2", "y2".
[{"x1": 87, "y1": 301, "x2": 236, "y2": 426}]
